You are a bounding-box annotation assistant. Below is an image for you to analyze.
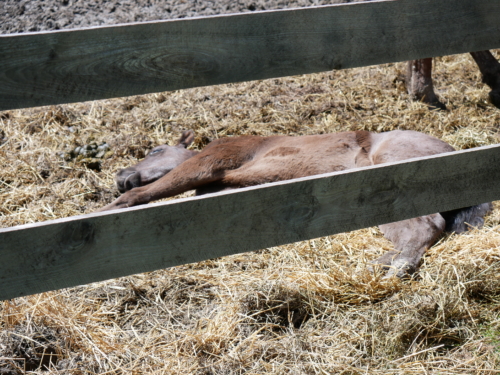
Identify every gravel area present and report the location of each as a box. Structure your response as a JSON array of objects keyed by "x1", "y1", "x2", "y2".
[{"x1": 1, "y1": 0, "x2": 356, "y2": 33}]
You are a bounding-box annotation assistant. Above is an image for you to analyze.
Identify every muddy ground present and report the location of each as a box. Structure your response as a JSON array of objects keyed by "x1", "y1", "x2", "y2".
[{"x1": 1, "y1": 1, "x2": 500, "y2": 374}]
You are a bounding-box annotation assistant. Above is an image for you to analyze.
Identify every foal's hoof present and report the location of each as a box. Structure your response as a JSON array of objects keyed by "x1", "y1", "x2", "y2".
[
  {"x1": 369, "y1": 251, "x2": 399, "y2": 275},
  {"x1": 370, "y1": 252, "x2": 418, "y2": 278},
  {"x1": 372, "y1": 251, "x2": 399, "y2": 267},
  {"x1": 384, "y1": 259, "x2": 418, "y2": 279}
]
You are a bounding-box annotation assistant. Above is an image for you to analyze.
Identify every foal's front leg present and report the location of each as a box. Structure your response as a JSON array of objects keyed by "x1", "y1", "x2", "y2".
[
  {"x1": 98, "y1": 155, "x2": 228, "y2": 211},
  {"x1": 374, "y1": 214, "x2": 446, "y2": 277}
]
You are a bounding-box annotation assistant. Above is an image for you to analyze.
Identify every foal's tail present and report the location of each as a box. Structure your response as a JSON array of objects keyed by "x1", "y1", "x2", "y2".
[{"x1": 440, "y1": 203, "x2": 493, "y2": 233}]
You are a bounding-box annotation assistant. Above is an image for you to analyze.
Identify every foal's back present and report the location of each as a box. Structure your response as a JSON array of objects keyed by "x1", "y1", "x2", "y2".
[{"x1": 219, "y1": 130, "x2": 454, "y2": 188}]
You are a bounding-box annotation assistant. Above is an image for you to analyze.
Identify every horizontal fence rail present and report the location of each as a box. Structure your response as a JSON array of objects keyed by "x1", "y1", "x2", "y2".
[
  {"x1": 1, "y1": 0, "x2": 500, "y2": 110},
  {"x1": 1, "y1": 0, "x2": 500, "y2": 301},
  {"x1": 1, "y1": 144, "x2": 500, "y2": 300}
]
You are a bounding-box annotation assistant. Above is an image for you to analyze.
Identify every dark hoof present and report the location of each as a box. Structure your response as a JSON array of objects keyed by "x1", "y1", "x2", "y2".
[
  {"x1": 427, "y1": 99, "x2": 447, "y2": 111},
  {"x1": 489, "y1": 90, "x2": 500, "y2": 109}
]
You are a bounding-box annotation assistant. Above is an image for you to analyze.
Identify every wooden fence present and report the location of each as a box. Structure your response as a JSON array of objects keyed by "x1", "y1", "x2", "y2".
[{"x1": 1, "y1": 0, "x2": 500, "y2": 301}]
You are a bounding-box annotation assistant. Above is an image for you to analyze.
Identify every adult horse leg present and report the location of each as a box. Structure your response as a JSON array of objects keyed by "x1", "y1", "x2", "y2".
[
  {"x1": 374, "y1": 214, "x2": 446, "y2": 278},
  {"x1": 406, "y1": 58, "x2": 447, "y2": 110},
  {"x1": 470, "y1": 50, "x2": 500, "y2": 108}
]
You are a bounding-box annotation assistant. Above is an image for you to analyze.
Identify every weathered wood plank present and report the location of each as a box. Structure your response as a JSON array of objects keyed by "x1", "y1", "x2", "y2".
[
  {"x1": 1, "y1": 0, "x2": 499, "y2": 110},
  {"x1": 1, "y1": 144, "x2": 499, "y2": 300}
]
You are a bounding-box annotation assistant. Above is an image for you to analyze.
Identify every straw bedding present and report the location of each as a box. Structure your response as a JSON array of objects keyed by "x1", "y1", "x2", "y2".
[{"x1": 1, "y1": 1, "x2": 500, "y2": 373}]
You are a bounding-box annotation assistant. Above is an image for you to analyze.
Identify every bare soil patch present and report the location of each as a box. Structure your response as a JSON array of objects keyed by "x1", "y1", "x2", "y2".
[
  {"x1": 0, "y1": 0, "x2": 351, "y2": 34},
  {"x1": 1, "y1": 1, "x2": 500, "y2": 374}
]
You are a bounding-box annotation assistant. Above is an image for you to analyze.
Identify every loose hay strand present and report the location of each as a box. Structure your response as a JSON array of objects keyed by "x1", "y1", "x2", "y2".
[
  {"x1": 1, "y1": 55, "x2": 500, "y2": 374},
  {"x1": 1, "y1": 2, "x2": 500, "y2": 373}
]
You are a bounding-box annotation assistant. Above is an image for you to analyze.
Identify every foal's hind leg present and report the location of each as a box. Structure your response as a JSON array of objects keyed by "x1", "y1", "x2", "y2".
[{"x1": 374, "y1": 214, "x2": 446, "y2": 278}]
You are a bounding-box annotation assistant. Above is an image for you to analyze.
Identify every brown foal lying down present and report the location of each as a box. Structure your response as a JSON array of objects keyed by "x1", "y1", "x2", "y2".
[{"x1": 100, "y1": 130, "x2": 491, "y2": 277}]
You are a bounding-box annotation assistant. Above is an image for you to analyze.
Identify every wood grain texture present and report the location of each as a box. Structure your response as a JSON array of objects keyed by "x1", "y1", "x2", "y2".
[
  {"x1": 1, "y1": 144, "x2": 500, "y2": 300},
  {"x1": 1, "y1": 0, "x2": 500, "y2": 110}
]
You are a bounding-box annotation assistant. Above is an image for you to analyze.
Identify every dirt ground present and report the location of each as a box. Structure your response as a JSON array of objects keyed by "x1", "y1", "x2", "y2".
[
  {"x1": 1, "y1": 1, "x2": 500, "y2": 374},
  {"x1": 0, "y1": 0, "x2": 354, "y2": 34}
]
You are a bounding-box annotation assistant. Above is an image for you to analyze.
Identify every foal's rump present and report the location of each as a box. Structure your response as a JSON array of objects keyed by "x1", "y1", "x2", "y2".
[
  {"x1": 368, "y1": 130, "x2": 456, "y2": 165},
  {"x1": 369, "y1": 130, "x2": 492, "y2": 233}
]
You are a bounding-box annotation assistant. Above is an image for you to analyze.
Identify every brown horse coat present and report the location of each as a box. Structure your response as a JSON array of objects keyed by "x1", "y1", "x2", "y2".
[{"x1": 101, "y1": 130, "x2": 491, "y2": 277}]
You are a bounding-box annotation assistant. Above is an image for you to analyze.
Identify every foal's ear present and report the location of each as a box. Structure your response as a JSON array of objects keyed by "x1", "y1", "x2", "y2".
[{"x1": 176, "y1": 130, "x2": 195, "y2": 148}]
